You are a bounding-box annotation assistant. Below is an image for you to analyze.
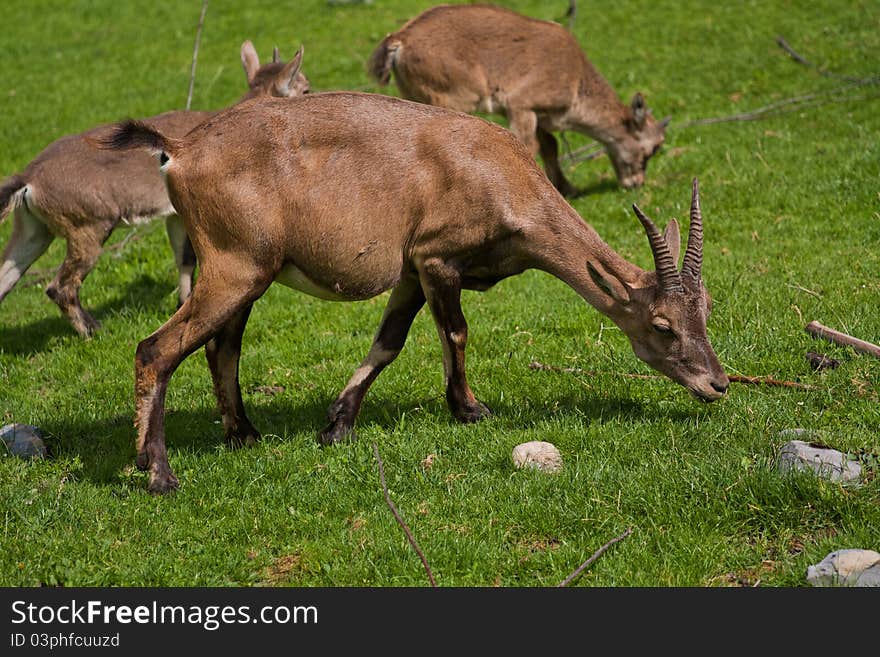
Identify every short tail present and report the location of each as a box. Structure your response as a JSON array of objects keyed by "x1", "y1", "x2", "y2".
[
  {"x1": 0, "y1": 174, "x2": 26, "y2": 222},
  {"x1": 93, "y1": 120, "x2": 183, "y2": 160},
  {"x1": 367, "y1": 35, "x2": 401, "y2": 86}
]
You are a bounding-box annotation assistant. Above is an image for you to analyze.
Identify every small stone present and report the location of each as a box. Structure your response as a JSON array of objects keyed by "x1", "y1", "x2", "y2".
[
  {"x1": 512, "y1": 441, "x2": 563, "y2": 473},
  {"x1": 807, "y1": 549, "x2": 880, "y2": 587},
  {"x1": 777, "y1": 438, "x2": 861, "y2": 485},
  {"x1": 1, "y1": 424, "x2": 48, "y2": 459}
]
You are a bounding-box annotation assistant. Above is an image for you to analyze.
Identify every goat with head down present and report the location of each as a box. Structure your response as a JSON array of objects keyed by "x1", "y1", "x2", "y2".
[{"x1": 101, "y1": 86, "x2": 726, "y2": 494}]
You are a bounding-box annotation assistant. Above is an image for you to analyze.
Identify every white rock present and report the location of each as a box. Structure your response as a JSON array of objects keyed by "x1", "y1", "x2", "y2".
[
  {"x1": 512, "y1": 441, "x2": 563, "y2": 473},
  {"x1": 777, "y1": 439, "x2": 861, "y2": 484},
  {"x1": 1, "y1": 423, "x2": 47, "y2": 459},
  {"x1": 807, "y1": 549, "x2": 880, "y2": 587}
]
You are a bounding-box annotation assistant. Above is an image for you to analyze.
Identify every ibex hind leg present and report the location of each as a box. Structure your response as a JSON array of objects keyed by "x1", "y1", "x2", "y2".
[
  {"x1": 0, "y1": 207, "x2": 54, "y2": 301},
  {"x1": 418, "y1": 259, "x2": 492, "y2": 424},
  {"x1": 319, "y1": 275, "x2": 426, "y2": 445},
  {"x1": 205, "y1": 303, "x2": 261, "y2": 448},
  {"x1": 134, "y1": 264, "x2": 270, "y2": 494},
  {"x1": 45, "y1": 220, "x2": 114, "y2": 337}
]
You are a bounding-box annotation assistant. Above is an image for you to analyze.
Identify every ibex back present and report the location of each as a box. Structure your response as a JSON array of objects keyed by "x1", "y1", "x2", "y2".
[
  {"x1": 0, "y1": 42, "x2": 309, "y2": 337},
  {"x1": 103, "y1": 91, "x2": 728, "y2": 494},
  {"x1": 368, "y1": 3, "x2": 668, "y2": 196}
]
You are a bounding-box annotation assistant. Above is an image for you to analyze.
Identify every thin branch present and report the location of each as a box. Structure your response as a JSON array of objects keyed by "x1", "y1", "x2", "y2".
[
  {"x1": 185, "y1": 0, "x2": 210, "y2": 111},
  {"x1": 558, "y1": 527, "x2": 632, "y2": 587},
  {"x1": 806, "y1": 321, "x2": 880, "y2": 359},
  {"x1": 529, "y1": 361, "x2": 815, "y2": 390},
  {"x1": 372, "y1": 441, "x2": 437, "y2": 587},
  {"x1": 776, "y1": 36, "x2": 877, "y2": 84},
  {"x1": 566, "y1": 0, "x2": 577, "y2": 31},
  {"x1": 561, "y1": 144, "x2": 605, "y2": 165}
]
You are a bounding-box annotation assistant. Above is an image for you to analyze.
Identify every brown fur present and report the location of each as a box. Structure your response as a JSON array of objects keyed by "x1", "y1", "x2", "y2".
[
  {"x1": 368, "y1": 3, "x2": 667, "y2": 196},
  {"x1": 103, "y1": 91, "x2": 727, "y2": 493},
  {"x1": 0, "y1": 42, "x2": 308, "y2": 337}
]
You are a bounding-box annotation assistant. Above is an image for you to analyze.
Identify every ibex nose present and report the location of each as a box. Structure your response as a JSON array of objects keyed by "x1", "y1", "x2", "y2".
[{"x1": 711, "y1": 380, "x2": 729, "y2": 395}]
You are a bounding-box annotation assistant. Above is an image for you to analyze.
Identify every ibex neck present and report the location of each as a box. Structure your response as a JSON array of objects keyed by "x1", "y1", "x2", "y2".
[
  {"x1": 530, "y1": 205, "x2": 646, "y2": 320},
  {"x1": 571, "y1": 65, "x2": 631, "y2": 144}
]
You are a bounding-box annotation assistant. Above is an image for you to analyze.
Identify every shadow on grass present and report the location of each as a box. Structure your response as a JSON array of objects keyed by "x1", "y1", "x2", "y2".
[
  {"x1": 0, "y1": 274, "x2": 175, "y2": 355},
  {"x1": 39, "y1": 384, "x2": 707, "y2": 488},
  {"x1": 566, "y1": 178, "x2": 619, "y2": 198}
]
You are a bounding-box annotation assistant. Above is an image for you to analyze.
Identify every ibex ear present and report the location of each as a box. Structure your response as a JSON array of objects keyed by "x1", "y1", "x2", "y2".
[
  {"x1": 631, "y1": 92, "x2": 647, "y2": 129},
  {"x1": 663, "y1": 218, "x2": 681, "y2": 267},
  {"x1": 588, "y1": 262, "x2": 631, "y2": 304},
  {"x1": 276, "y1": 45, "x2": 304, "y2": 96},
  {"x1": 241, "y1": 40, "x2": 260, "y2": 83}
]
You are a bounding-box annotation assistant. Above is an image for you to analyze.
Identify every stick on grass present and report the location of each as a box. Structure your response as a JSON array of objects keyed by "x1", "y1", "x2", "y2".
[
  {"x1": 185, "y1": 0, "x2": 210, "y2": 111},
  {"x1": 372, "y1": 442, "x2": 437, "y2": 588},
  {"x1": 805, "y1": 321, "x2": 880, "y2": 359},
  {"x1": 558, "y1": 527, "x2": 632, "y2": 587}
]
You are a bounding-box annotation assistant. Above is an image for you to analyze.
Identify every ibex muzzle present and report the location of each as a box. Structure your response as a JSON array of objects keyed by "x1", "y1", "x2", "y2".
[{"x1": 101, "y1": 90, "x2": 726, "y2": 493}]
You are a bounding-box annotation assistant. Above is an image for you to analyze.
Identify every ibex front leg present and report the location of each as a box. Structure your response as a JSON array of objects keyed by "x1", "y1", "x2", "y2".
[
  {"x1": 205, "y1": 303, "x2": 259, "y2": 448},
  {"x1": 320, "y1": 275, "x2": 425, "y2": 445},
  {"x1": 135, "y1": 265, "x2": 268, "y2": 493},
  {"x1": 418, "y1": 258, "x2": 491, "y2": 423}
]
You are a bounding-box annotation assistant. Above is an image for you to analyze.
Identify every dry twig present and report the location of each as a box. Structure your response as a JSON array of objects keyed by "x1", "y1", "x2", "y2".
[
  {"x1": 806, "y1": 321, "x2": 880, "y2": 359},
  {"x1": 186, "y1": 0, "x2": 210, "y2": 110},
  {"x1": 529, "y1": 360, "x2": 814, "y2": 390},
  {"x1": 558, "y1": 527, "x2": 632, "y2": 587},
  {"x1": 372, "y1": 442, "x2": 437, "y2": 587},
  {"x1": 776, "y1": 36, "x2": 877, "y2": 84}
]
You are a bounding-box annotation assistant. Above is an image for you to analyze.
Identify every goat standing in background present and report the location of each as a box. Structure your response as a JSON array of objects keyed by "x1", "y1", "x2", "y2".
[
  {"x1": 368, "y1": 3, "x2": 668, "y2": 196},
  {"x1": 0, "y1": 42, "x2": 308, "y2": 337},
  {"x1": 103, "y1": 90, "x2": 726, "y2": 494}
]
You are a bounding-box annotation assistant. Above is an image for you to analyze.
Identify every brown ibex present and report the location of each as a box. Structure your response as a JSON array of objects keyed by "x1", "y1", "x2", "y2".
[
  {"x1": 102, "y1": 90, "x2": 727, "y2": 493},
  {"x1": 368, "y1": 3, "x2": 668, "y2": 196},
  {"x1": 0, "y1": 42, "x2": 308, "y2": 337}
]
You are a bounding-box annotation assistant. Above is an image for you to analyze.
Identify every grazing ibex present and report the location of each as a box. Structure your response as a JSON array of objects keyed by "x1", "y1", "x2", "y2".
[
  {"x1": 102, "y1": 90, "x2": 727, "y2": 493},
  {"x1": 368, "y1": 3, "x2": 668, "y2": 196},
  {"x1": 0, "y1": 42, "x2": 308, "y2": 337}
]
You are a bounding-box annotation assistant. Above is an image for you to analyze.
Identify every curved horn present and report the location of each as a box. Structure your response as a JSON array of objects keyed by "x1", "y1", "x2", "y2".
[
  {"x1": 681, "y1": 178, "x2": 703, "y2": 281},
  {"x1": 633, "y1": 204, "x2": 683, "y2": 293}
]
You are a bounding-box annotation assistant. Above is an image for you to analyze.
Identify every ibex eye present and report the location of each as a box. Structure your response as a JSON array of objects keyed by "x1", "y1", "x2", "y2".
[{"x1": 653, "y1": 323, "x2": 672, "y2": 334}]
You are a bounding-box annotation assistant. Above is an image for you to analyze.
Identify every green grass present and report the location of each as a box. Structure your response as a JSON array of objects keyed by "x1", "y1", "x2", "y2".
[{"x1": 1, "y1": 0, "x2": 878, "y2": 587}]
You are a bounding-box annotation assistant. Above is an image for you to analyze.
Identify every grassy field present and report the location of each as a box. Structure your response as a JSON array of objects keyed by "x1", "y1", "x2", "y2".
[{"x1": 1, "y1": 0, "x2": 878, "y2": 587}]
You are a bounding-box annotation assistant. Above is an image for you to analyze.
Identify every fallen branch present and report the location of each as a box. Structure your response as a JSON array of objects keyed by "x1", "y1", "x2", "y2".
[
  {"x1": 185, "y1": 0, "x2": 210, "y2": 110},
  {"x1": 805, "y1": 321, "x2": 880, "y2": 359},
  {"x1": 776, "y1": 36, "x2": 877, "y2": 84},
  {"x1": 566, "y1": 0, "x2": 577, "y2": 31},
  {"x1": 558, "y1": 527, "x2": 632, "y2": 587},
  {"x1": 529, "y1": 360, "x2": 814, "y2": 389},
  {"x1": 372, "y1": 442, "x2": 437, "y2": 587}
]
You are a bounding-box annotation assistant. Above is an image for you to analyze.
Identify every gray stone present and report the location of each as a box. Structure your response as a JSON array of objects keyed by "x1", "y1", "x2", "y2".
[
  {"x1": 777, "y1": 439, "x2": 861, "y2": 484},
  {"x1": 807, "y1": 549, "x2": 880, "y2": 587},
  {"x1": 1, "y1": 424, "x2": 48, "y2": 459},
  {"x1": 512, "y1": 441, "x2": 563, "y2": 473}
]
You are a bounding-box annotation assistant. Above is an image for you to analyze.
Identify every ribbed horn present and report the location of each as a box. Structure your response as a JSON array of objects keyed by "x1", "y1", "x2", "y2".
[
  {"x1": 681, "y1": 178, "x2": 703, "y2": 281},
  {"x1": 633, "y1": 204, "x2": 683, "y2": 293}
]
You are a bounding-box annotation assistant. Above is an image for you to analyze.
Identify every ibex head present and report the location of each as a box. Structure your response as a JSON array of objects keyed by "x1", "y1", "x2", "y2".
[
  {"x1": 595, "y1": 179, "x2": 728, "y2": 401},
  {"x1": 607, "y1": 93, "x2": 669, "y2": 189},
  {"x1": 240, "y1": 41, "x2": 310, "y2": 99}
]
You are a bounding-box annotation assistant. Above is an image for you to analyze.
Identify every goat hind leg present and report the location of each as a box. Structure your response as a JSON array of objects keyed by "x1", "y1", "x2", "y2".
[
  {"x1": 45, "y1": 222, "x2": 113, "y2": 337},
  {"x1": 319, "y1": 275, "x2": 426, "y2": 445},
  {"x1": 418, "y1": 259, "x2": 491, "y2": 424},
  {"x1": 0, "y1": 208, "x2": 54, "y2": 301},
  {"x1": 135, "y1": 266, "x2": 269, "y2": 493},
  {"x1": 205, "y1": 303, "x2": 260, "y2": 448}
]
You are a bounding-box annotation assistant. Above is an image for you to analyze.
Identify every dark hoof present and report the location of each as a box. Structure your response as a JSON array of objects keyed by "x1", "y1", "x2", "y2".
[
  {"x1": 135, "y1": 452, "x2": 149, "y2": 471},
  {"x1": 454, "y1": 400, "x2": 493, "y2": 424},
  {"x1": 225, "y1": 428, "x2": 261, "y2": 449},
  {"x1": 147, "y1": 471, "x2": 179, "y2": 495},
  {"x1": 318, "y1": 422, "x2": 356, "y2": 446}
]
